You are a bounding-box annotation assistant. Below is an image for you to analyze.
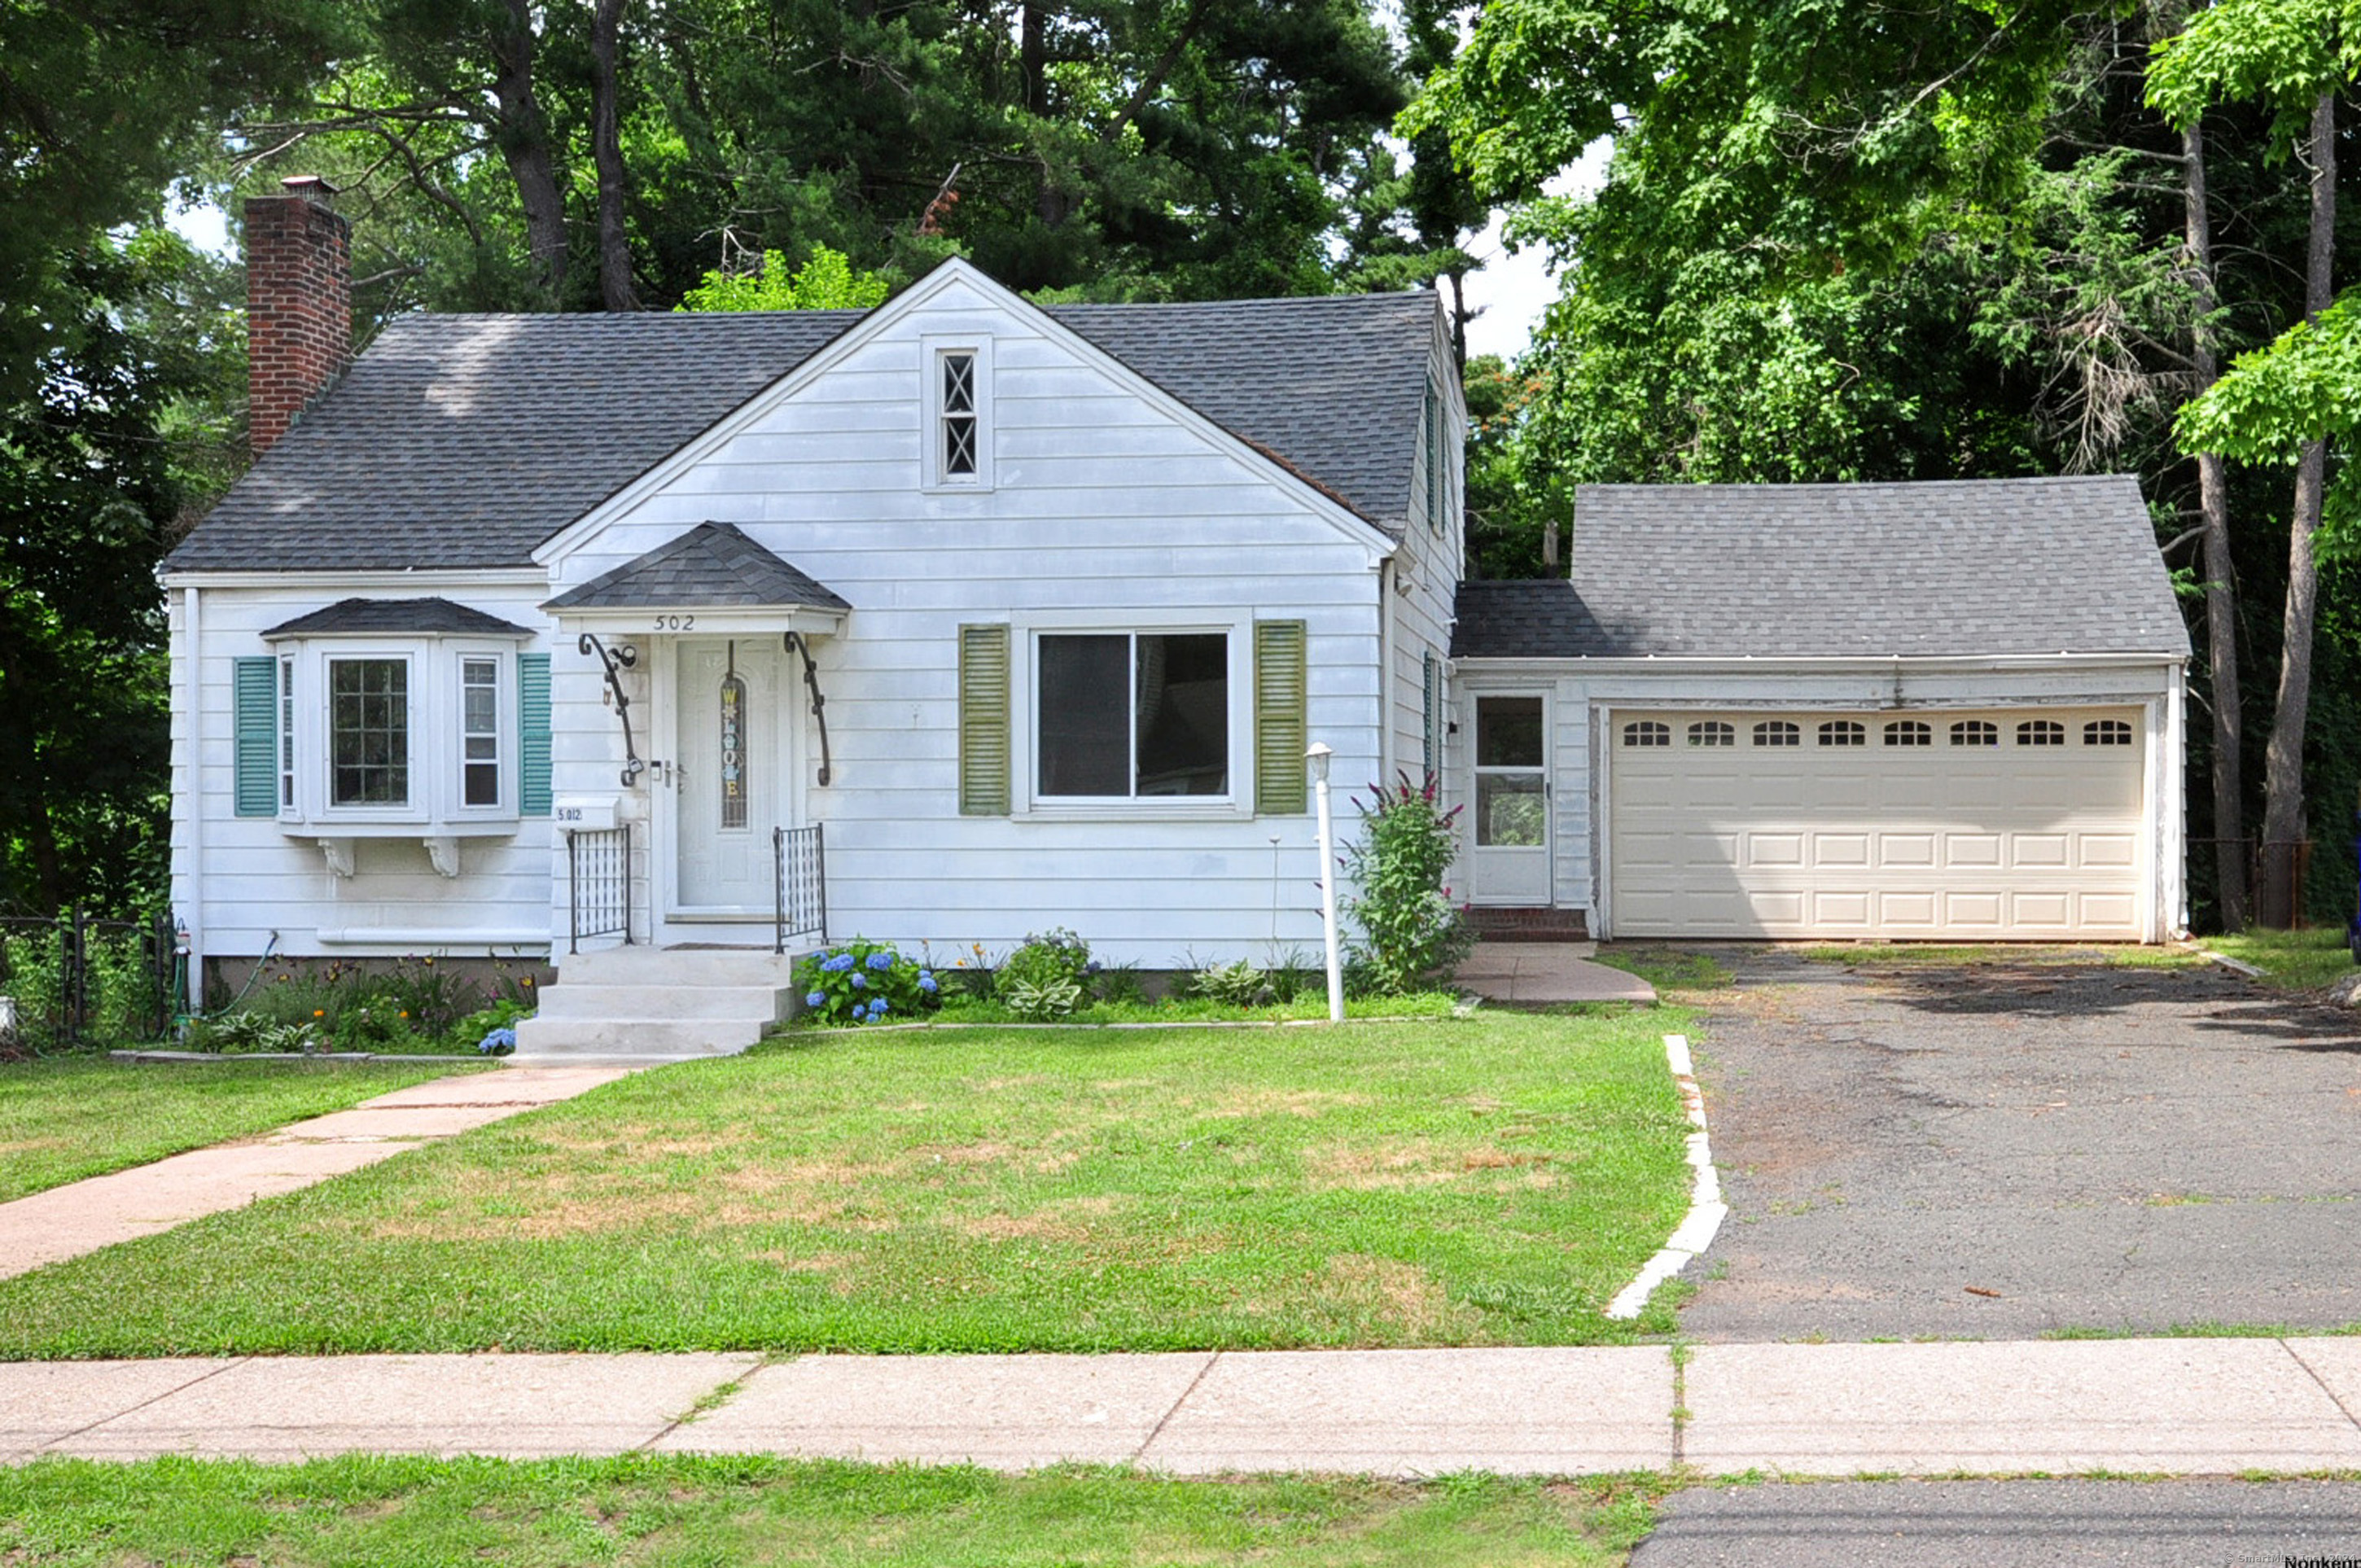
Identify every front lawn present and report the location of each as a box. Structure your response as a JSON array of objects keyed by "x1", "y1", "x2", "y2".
[
  {"x1": 0, "y1": 1057, "x2": 482, "y2": 1204},
  {"x1": 0, "y1": 1456, "x2": 1662, "y2": 1567},
  {"x1": 2200, "y1": 927, "x2": 2355, "y2": 990},
  {"x1": 0, "y1": 1013, "x2": 1693, "y2": 1357},
  {"x1": 1795, "y1": 942, "x2": 2202, "y2": 971}
]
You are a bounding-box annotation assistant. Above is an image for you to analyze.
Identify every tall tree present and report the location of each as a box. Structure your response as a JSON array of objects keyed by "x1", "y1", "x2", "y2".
[{"x1": 2151, "y1": 0, "x2": 2352, "y2": 925}]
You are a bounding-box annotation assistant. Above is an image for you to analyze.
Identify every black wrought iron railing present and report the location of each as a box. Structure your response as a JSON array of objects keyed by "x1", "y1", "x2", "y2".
[
  {"x1": 773, "y1": 824, "x2": 828, "y2": 953},
  {"x1": 565, "y1": 825, "x2": 633, "y2": 954}
]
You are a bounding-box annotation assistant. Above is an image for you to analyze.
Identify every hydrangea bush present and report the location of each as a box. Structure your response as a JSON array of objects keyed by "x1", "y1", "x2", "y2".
[{"x1": 792, "y1": 937, "x2": 939, "y2": 1026}]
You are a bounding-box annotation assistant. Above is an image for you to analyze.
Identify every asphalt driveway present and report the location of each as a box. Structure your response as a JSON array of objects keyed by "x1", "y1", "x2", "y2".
[{"x1": 1678, "y1": 949, "x2": 2361, "y2": 1341}]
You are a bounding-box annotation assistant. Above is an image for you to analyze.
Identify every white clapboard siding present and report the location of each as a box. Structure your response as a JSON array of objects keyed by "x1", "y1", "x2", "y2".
[
  {"x1": 169, "y1": 579, "x2": 559, "y2": 966},
  {"x1": 539, "y1": 274, "x2": 1441, "y2": 965}
]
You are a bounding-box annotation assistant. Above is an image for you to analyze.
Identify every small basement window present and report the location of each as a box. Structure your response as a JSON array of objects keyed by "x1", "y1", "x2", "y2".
[
  {"x1": 1818, "y1": 720, "x2": 1866, "y2": 747},
  {"x1": 1951, "y1": 720, "x2": 1999, "y2": 747},
  {"x1": 1689, "y1": 720, "x2": 1735, "y2": 747},
  {"x1": 2085, "y1": 718, "x2": 2134, "y2": 746},
  {"x1": 2017, "y1": 719, "x2": 2066, "y2": 747},
  {"x1": 1623, "y1": 720, "x2": 1671, "y2": 747},
  {"x1": 1884, "y1": 720, "x2": 1931, "y2": 747},
  {"x1": 1754, "y1": 720, "x2": 1800, "y2": 747}
]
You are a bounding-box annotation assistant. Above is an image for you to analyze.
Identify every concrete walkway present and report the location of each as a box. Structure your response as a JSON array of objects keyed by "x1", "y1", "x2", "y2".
[
  {"x1": 1461, "y1": 941, "x2": 1658, "y2": 1005},
  {"x1": 9, "y1": 1337, "x2": 2361, "y2": 1474},
  {"x1": 0, "y1": 1066, "x2": 634, "y2": 1280}
]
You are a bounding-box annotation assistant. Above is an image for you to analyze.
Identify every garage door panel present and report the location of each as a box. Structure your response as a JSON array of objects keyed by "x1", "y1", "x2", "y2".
[{"x1": 1610, "y1": 707, "x2": 2149, "y2": 939}]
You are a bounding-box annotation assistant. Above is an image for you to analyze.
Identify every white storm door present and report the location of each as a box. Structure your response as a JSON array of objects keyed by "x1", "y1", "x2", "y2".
[
  {"x1": 1470, "y1": 694, "x2": 1552, "y2": 904},
  {"x1": 674, "y1": 638, "x2": 788, "y2": 913}
]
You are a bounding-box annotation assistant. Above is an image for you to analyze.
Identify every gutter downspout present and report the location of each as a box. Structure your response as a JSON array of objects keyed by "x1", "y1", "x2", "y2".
[
  {"x1": 1378, "y1": 558, "x2": 1395, "y2": 782},
  {"x1": 182, "y1": 584, "x2": 204, "y2": 988}
]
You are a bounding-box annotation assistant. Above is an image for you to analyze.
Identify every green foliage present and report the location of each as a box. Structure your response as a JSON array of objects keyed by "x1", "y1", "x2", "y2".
[
  {"x1": 677, "y1": 246, "x2": 892, "y2": 313},
  {"x1": 1190, "y1": 958, "x2": 1272, "y2": 1006},
  {"x1": 2147, "y1": 0, "x2": 2359, "y2": 129},
  {"x1": 793, "y1": 939, "x2": 938, "y2": 1027},
  {"x1": 1340, "y1": 776, "x2": 1474, "y2": 996},
  {"x1": 219, "y1": 957, "x2": 527, "y2": 1053},
  {"x1": 184, "y1": 1012, "x2": 317, "y2": 1054},
  {"x1": 993, "y1": 929, "x2": 1094, "y2": 1018}
]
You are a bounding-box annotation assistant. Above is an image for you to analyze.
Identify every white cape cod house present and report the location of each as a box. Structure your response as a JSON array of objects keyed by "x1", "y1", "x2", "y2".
[{"x1": 167, "y1": 182, "x2": 2188, "y2": 1055}]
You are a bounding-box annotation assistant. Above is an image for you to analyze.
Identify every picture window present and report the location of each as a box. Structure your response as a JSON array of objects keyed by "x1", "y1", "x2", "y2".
[
  {"x1": 329, "y1": 658, "x2": 409, "y2": 807},
  {"x1": 1037, "y1": 631, "x2": 1229, "y2": 799}
]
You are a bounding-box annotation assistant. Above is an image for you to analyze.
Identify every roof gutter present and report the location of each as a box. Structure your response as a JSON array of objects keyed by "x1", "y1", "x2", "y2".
[{"x1": 1450, "y1": 651, "x2": 2189, "y2": 676}]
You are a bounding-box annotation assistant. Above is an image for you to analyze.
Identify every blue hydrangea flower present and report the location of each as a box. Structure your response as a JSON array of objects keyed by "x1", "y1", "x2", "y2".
[
  {"x1": 805, "y1": 990, "x2": 826, "y2": 1009},
  {"x1": 821, "y1": 953, "x2": 856, "y2": 973},
  {"x1": 849, "y1": 971, "x2": 866, "y2": 989},
  {"x1": 871, "y1": 997, "x2": 890, "y2": 1014},
  {"x1": 477, "y1": 1027, "x2": 516, "y2": 1056},
  {"x1": 918, "y1": 975, "x2": 938, "y2": 994},
  {"x1": 866, "y1": 950, "x2": 896, "y2": 970}
]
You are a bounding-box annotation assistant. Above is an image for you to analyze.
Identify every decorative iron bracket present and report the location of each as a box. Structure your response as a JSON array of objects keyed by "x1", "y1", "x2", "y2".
[
  {"x1": 783, "y1": 631, "x2": 833, "y2": 786},
  {"x1": 579, "y1": 633, "x2": 645, "y2": 788}
]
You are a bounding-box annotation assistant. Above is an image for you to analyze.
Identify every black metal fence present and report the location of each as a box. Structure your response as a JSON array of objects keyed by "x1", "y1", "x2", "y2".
[
  {"x1": 565, "y1": 825, "x2": 633, "y2": 954},
  {"x1": 0, "y1": 909, "x2": 177, "y2": 1051},
  {"x1": 773, "y1": 824, "x2": 828, "y2": 953}
]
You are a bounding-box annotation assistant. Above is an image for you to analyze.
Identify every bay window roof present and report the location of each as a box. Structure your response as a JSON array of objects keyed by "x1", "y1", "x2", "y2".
[{"x1": 262, "y1": 598, "x2": 532, "y2": 639}]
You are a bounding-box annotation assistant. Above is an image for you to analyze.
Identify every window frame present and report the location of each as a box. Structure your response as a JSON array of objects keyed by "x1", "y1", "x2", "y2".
[
  {"x1": 322, "y1": 651, "x2": 420, "y2": 818},
  {"x1": 1014, "y1": 611, "x2": 1250, "y2": 818},
  {"x1": 1817, "y1": 720, "x2": 1866, "y2": 747},
  {"x1": 1950, "y1": 720, "x2": 2000, "y2": 747},
  {"x1": 1884, "y1": 720, "x2": 1932, "y2": 747},
  {"x1": 1623, "y1": 720, "x2": 1671, "y2": 747},
  {"x1": 1688, "y1": 720, "x2": 1735, "y2": 747},
  {"x1": 268, "y1": 635, "x2": 525, "y2": 830},
  {"x1": 278, "y1": 655, "x2": 297, "y2": 816},
  {"x1": 2017, "y1": 718, "x2": 2066, "y2": 747},
  {"x1": 921, "y1": 335, "x2": 995, "y2": 492},
  {"x1": 2084, "y1": 718, "x2": 2135, "y2": 747},
  {"x1": 1753, "y1": 720, "x2": 1800, "y2": 747}
]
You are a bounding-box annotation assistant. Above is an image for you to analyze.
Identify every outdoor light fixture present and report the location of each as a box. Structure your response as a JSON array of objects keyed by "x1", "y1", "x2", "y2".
[{"x1": 1307, "y1": 742, "x2": 1343, "y2": 1023}]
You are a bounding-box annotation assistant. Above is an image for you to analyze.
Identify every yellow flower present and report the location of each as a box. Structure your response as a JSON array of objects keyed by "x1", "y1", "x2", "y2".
[
  {"x1": 313, "y1": 1010, "x2": 324, "y2": 1018},
  {"x1": 521, "y1": 977, "x2": 535, "y2": 988}
]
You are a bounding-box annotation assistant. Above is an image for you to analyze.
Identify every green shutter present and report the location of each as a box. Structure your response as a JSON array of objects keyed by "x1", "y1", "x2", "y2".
[
  {"x1": 519, "y1": 652, "x2": 552, "y2": 817},
  {"x1": 1421, "y1": 649, "x2": 1439, "y2": 782},
  {"x1": 233, "y1": 656, "x2": 278, "y2": 817},
  {"x1": 958, "y1": 624, "x2": 1010, "y2": 815},
  {"x1": 1254, "y1": 620, "x2": 1308, "y2": 815}
]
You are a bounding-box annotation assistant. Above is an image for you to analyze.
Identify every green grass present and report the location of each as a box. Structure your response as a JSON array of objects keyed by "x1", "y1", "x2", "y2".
[
  {"x1": 1796, "y1": 942, "x2": 2201, "y2": 971},
  {"x1": 788, "y1": 991, "x2": 1461, "y2": 1032},
  {"x1": 0, "y1": 1057, "x2": 482, "y2": 1204},
  {"x1": 0, "y1": 1455, "x2": 1666, "y2": 1567},
  {"x1": 0, "y1": 1014, "x2": 1694, "y2": 1357},
  {"x1": 2200, "y1": 927, "x2": 2357, "y2": 990},
  {"x1": 1590, "y1": 947, "x2": 1732, "y2": 993}
]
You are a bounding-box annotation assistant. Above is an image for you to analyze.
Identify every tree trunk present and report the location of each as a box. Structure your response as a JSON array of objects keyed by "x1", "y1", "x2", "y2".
[
  {"x1": 2257, "y1": 89, "x2": 2336, "y2": 926},
  {"x1": 1021, "y1": 2, "x2": 1048, "y2": 116},
  {"x1": 2182, "y1": 115, "x2": 2246, "y2": 929},
  {"x1": 488, "y1": 0, "x2": 568, "y2": 300},
  {"x1": 590, "y1": 0, "x2": 638, "y2": 312}
]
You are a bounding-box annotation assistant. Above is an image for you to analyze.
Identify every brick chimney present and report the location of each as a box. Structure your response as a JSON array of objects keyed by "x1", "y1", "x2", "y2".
[{"x1": 245, "y1": 175, "x2": 352, "y2": 458}]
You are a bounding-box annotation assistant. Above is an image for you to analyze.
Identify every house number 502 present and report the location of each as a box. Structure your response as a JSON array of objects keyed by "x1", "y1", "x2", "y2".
[{"x1": 652, "y1": 615, "x2": 695, "y2": 631}]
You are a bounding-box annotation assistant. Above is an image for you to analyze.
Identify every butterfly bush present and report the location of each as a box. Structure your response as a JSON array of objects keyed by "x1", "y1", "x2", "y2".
[{"x1": 792, "y1": 937, "x2": 939, "y2": 1026}]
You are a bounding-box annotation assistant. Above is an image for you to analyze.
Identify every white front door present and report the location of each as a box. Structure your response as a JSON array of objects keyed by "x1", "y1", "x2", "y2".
[
  {"x1": 1469, "y1": 694, "x2": 1553, "y2": 904},
  {"x1": 674, "y1": 638, "x2": 790, "y2": 913}
]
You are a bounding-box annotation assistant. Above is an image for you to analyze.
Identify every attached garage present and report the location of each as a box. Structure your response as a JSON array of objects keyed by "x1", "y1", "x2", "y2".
[{"x1": 1450, "y1": 478, "x2": 2192, "y2": 943}]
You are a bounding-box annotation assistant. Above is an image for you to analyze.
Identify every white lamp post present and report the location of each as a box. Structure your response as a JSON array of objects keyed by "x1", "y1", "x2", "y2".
[{"x1": 1307, "y1": 742, "x2": 1343, "y2": 1023}]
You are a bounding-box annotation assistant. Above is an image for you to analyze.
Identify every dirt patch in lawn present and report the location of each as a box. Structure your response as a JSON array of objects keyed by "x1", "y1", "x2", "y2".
[
  {"x1": 1203, "y1": 1088, "x2": 1373, "y2": 1119},
  {"x1": 1305, "y1": 1139, "x2": 1463, "y2": 1190},
  {"x1": 1321, "y1": 1253, "x2": 1485, "y2": 1338},
  {"x1": 954, "y1": 1194, "x2": 1130, "y2": 1244}
]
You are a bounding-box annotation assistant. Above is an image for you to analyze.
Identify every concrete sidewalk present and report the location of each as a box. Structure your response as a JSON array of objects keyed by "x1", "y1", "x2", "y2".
[
  {"x1": 0, "y1": 1066, "x2": 634, "y2": 1281},
  {"x1": 8, "y1": 1338, "x2": 2361, "y2": 1474},
  {"x1": 1460, "y1": 942, "x2": 1658, "y2": 1005}
]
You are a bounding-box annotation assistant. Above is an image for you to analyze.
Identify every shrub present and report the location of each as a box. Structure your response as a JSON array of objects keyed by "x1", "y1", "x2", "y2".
[
  {"x1": 184, "y1": 1011, "x2": 317, "y2": 1054},
  {"x1": 1091, "y1": 961, "x2": 1149, "y2": 1007},
  {"x1": 994, "y1": 929, "x2": 1093, "y2": 1018},
  {"x1": 1340, "y1": 774, "x2": 1474, "y2": 995},
  {"x1": 1190, "y1": 958, "x2": 1270, "y2": 1007},
  {"x1": 453, "y1": 998, "x2": 533, "y2": 1054},
  {"x1": 794, "y1": 937, "x2": 938, "y2": 1026}
]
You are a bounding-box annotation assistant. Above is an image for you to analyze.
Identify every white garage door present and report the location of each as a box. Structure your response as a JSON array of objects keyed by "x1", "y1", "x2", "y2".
[{"x1": 1608, "y1": 708, "x2": 2149, "y2": 939}]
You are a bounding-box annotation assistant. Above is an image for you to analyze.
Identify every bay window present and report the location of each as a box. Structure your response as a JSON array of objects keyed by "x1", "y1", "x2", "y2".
[{"x1": 328, "y1": 657, "x2": 410, "y2": 807}]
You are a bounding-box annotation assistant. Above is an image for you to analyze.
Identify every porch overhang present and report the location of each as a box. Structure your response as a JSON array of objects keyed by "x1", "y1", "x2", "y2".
[{"x1": 541, "y1": 520, "x2": 850, "y2": 637}]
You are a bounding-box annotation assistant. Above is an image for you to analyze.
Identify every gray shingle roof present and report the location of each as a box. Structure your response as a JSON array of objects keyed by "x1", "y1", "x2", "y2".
[
  {"x1": 261, "y1": 597, "x2": 532, "y2": 638},
  {"x1": 164, "y1": 288, "x2": 1439, "y2": 574},
  {"x1": 545, "y1": 522, "x2": 849, "y2": 612},
  {"x1": 1452, "y1": 478, "x2": 2190, "y2": 660}
]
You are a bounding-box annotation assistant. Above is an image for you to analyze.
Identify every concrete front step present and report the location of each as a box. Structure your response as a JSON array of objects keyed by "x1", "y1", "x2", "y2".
[
  {"x1": 558, "y1": 946, "x2": 800, "y2": 986},
  {"x1": 531, "y1": 983, "x2": 791, "y2": 1023},
  {"x1": 513, "y1": 1016, "x2": 769, "y2": 1057}
]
